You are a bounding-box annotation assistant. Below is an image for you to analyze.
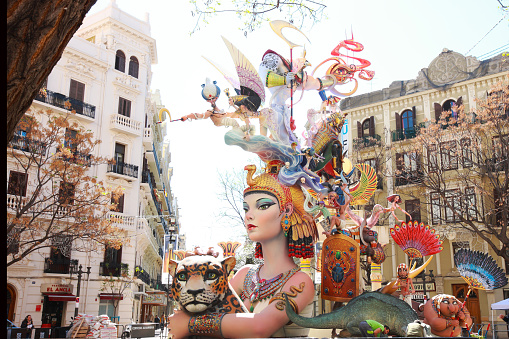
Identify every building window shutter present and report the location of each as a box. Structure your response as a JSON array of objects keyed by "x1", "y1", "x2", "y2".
[
  {"x1": 115, "y1": 50, "x2": 126, "y2": 72},
  {"x1": 69, "y1": 80, "x2": 85, "y2": 101},
  {"x1": 396, "y1": 153, "x2": 403, "y2": 171},
  {"x1": 128, "y1": 56, "x2": 139, "y2": 78},
  {"x1": 118, "y1": 98, "x2": 131, "y2": 117},
  {"x1": 395, "y1": 112, "x2": 402, "y2": 130},
  {"x1": 434, "y1": 103, "x2": 442, "y2": 123},
  {"x1": 369, "y1": 116, "x2": 375, "y2": 137},
  {"x1": 357, "y1": 121, "x2": 362, "y2": 138},
  {"x1": 412, "y1": 106, "x2": 416, "y2": 127}
]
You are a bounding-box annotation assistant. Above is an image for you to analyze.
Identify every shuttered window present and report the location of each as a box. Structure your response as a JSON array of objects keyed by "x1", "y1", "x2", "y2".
[
  {"x1": 118, "y1": 97, "x2": 131, "y2": 117},
  {"x1": 115, "y1": 50, "x2": 126, "y2": 72},
  {"x1": 69, "y1": 80, "x2": 85, "y2": 102},
  {"x1": 8, "y1": 171, "x2": 28, "y2": 197},
  {"x1": 128, "y1": 56, "x2": 139, "y2": 78}
]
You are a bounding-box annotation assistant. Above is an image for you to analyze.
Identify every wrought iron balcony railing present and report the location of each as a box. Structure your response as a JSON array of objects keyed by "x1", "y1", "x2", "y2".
[
  {"x1": 9, "y1": 134, "x2": 46, "y2": 154},
  {"x1": 134, "y1": 265, "x2": 151, "y2": 285},
  {"x1": 353, "y1": 134, "x2": 381, "y2": 150},
  {"x1": 35, "y1": 89, "x2": 96, "y2": 119},
  {"x1": 395, "y1": 171, "x2": 424, "y2": 186},
  {"x1": 99, "y1": 262, "x2": 129, "y2": 277},
  {"x1": 44, "y1": 258, "x2": 78, "y2": 274},
  {"x1": 107, "y1": 162, "x2": 139, "y2": 178}
]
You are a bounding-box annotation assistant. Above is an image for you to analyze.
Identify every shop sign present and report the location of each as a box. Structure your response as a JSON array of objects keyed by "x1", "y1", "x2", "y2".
[
  {"x1": 142, "y1": 292, "x2": 167, "y2": 305},
  {"x1": 40, "y1": 283, "x2": 73, "y2": 294}
]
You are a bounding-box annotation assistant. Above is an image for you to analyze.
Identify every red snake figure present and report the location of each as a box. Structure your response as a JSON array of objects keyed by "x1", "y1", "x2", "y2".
[{"x1": 312, "y1": 38, "x2": 375, "y2": 97}]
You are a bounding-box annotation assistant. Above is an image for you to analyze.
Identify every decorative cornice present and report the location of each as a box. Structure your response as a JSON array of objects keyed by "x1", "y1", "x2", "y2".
[{"x1": 63, "y1": 48, "x2": 108, "y2": 71}]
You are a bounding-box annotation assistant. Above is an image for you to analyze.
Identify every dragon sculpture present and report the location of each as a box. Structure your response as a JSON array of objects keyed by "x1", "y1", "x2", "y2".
[{"x1": 284, "y1": 291, "x2": 418, "y2": 337}]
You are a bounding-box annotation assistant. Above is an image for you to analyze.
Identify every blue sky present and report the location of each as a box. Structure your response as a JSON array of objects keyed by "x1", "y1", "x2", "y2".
[{"x1": 88, "y1": 0, "x2": 509, "y2": 249}]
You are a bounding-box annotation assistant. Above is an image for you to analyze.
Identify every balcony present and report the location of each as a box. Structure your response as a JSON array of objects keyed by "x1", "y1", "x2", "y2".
[
  {"x1": 44, "y1": 258, "x2": 78, "y2": 274},
  {"x1": 35, "y1": 89, "x2": 95, "y2": 119},
  {"x1": 395, "y1": 171, "x2": 424, "y2": 186},
  {"x1": 134, "y1": 265, "x2": 151, "y2": 285},
  {"x1": 110, "y1": 114, "x2": 142, "y2": 136},
  {"x1": 99, "y1": 262, "x2": 129, "y2": 277},
  {"x1": 485, "y1": 157, "x2": 508, "y2": 173},
  {"x1": 137, "y1": 218, "x2": 161, "y2": 257},
  {"x1": 391, "y1": 123, "x2": 428, "y2": 142},
  {"x1": 9, "y1": 134, "x2": 47, "y2": 155},
  {"x1": 353, "y1": 134, "x2": 381, "y2": 150},
  {"x1": 107, "y1": 162, "x2": 139, "y2": 179},
  {"x1": 143, "y1": 128, "x2": 153, "y2": 149},
  {"x1": 106, "y1": 211, "x2": 136, "y2": 230}
]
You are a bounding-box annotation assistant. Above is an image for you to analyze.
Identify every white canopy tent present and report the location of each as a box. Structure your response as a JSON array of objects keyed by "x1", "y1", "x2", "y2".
[
  {"x1": 491, "y1": 298, "x2": 509, "y2": 310},
  {"x1": 491, "y1": 298, "x2": 509, "y2": 339}
]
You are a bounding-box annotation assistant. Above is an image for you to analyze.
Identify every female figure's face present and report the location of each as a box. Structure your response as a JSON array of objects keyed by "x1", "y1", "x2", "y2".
[{"x1": 243, "y1": 192, "x2": 284, "y2": 242}]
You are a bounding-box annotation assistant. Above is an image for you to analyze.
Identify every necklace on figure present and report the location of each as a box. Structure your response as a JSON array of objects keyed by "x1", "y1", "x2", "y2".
[{"x1": 241, "y1": 264, "x2": 300, "y2": 312}]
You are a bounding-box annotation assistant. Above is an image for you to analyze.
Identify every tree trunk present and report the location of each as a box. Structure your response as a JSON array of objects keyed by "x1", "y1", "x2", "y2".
[{"x1": 7, "y1": 0, "x2": 97, "y2": 144}]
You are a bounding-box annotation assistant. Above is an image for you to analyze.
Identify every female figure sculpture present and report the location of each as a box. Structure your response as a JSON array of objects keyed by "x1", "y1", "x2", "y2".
[{"x1": 168, "y1": 160, "x2": 318, "y2": 338}]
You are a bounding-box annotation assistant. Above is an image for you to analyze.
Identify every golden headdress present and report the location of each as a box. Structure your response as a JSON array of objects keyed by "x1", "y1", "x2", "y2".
[{"x1": 244, "y1": 161, "x2": 318, "y2": 258}]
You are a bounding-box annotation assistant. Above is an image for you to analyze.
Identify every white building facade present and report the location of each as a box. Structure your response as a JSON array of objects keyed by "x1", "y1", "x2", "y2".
[{"x1": 7, "y1": 1, "x2": 179, "y2": 330}]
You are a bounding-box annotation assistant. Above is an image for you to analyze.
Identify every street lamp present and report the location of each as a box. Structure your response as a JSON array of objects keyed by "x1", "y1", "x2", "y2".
[{"x1": 70, "y1": 264, "x2": 91, "y2": 318}]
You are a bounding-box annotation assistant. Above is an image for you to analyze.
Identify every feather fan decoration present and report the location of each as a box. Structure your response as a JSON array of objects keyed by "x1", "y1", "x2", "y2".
[
  {"x1": 454, "y1": 248, "x2": 508, "y2": 290},
  {"x1": 390, "y1": 221, "x2": 443, "y2": 258}
]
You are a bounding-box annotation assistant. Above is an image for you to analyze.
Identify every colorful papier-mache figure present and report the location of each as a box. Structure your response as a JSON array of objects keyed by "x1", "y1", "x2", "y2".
[
  {"x1": 395, "y1": 263, "x2": 415, "y2": 305},
  {"x1": 423, "y1": 294, "x2": 472, "y2": 337},
  {"x1": 168, "y1": 135, "x2": 320, "y2": 338}
]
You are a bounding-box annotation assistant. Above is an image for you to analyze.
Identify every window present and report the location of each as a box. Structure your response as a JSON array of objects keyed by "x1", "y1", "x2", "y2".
[
  {"x1": 428, "y1": 144, "x2": 438, "y2": 172},
  {"x1": 405, "y1": 199, "x2": 421, "y2": 223},
  {"x1": 111, "y1": 193, "x2": 125, "y2": 213},
  {"x1": 357, "y1": 116, "x2": 375, "y2": 138},
  {"x1": 8, "y1": 171, "x2": 28, "y2": 196},
  {"x1": 452, "y1": 241, "x2": 469, "y2": 254},
  {"x1": 69, "y1": 80, "x2": 85, "y2": 102},
  {"x1": 444, "y1": 189, "x2": 460, "y2": 223},
  {"x1": 98, "y1": 300, "x2": 115, "y2": 318},
  {"x1": 105, "y1": 245, "x2": 122, "y2": 264},
  {"x1": 128, "y1": 56, "x2": 139, "y2": 78},
  {"x1": 463, "y1": 187, "x2": 477, "y2": 221},
  {"x1": 118, "y1": 97, "x2": 131, "y2": 117},
  {"x1": 440, "y1": 141, "x2": 458, "y2": 170},
  {"x1": 460, "y1": 138, "x2": 473, "y2": 168},
  {"x1": 45, "y1": 236, "x2": 73, "y2": 274},
  {"x1": 64, "y1": 129, "x2": 78, "y2": 152},
  {"x1": 59, "y1": 182, "x2": 75, "y2": 205},
  {"x1": 431, "y1": 192, "x2": 441, "y2": 225},
  {"x1": 401, "y1": 109, "x2": 415, "y2": 130},
  {"x1": 115, "y1": 143, "x2": 126, "y2": 164},
  {"x1": 115, "y1": 50, "x2": 126, "y2": 72},
  {"x1": 362, "y1": 119, "x2": 371, "y2": 137}
]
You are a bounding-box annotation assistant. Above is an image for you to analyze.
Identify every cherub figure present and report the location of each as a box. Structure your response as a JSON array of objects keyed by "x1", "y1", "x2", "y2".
[
  {"x1": 395, "y1": 263, "x2": 415, "y2": 305},
  {"x1": 318, "y1": 182, "x2": 353, "y2": 236}
]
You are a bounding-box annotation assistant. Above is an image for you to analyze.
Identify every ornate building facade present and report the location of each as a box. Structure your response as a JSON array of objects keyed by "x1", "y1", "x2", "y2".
[
  {"x1": 339, "y1": 49, "x2": 508, "y2": 324},
  {"x1": 7, "y1": 1, "x2": 179, "y2": 329}
]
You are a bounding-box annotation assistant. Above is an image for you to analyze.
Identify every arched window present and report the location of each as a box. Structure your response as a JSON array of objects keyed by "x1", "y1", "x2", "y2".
[
  {"x1": 128, "y1": 56, "x2": 139, "y2": 78},
  {"x1": 362, "y1": 119, "x2": 371, "y2": 137},
  {"x1": 442, "y1": 99, "x2": 456, "y2": 113},
  {"x1": 115, "y1": 50, "x2": 126, "y2": 72},
  {"x1": 401, "y1": 110, "x2": 414, "y2": 130}
]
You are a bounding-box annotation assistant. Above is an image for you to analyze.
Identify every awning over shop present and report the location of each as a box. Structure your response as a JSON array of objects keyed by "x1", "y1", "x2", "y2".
[
  {"x1": 99, "y1": 293, "x2": 123, "y2": 300},
  {"x1": 46, "y1": 293, "x2": 76, "y2": 302}
]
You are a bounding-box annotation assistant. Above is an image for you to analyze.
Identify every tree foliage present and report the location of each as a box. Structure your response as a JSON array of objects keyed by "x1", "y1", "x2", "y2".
[
  {"x1": 189, "y1": 0, "x2": 327, "y2": 35},
  {"x1": 7, "y1": 0, "x2": 97, "y2": 144},
  {"x1": 395, "y1": 79, "x2": 509, "y2": 262},
  {"x1": 7, "y1": 107, "x2": 126, "y2": 267},
  {"x1": 100, "y1": 265, "x2": 136, "y2": 317}
]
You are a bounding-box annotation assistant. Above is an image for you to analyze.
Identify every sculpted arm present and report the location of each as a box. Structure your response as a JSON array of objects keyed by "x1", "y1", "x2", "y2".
[{"x1": 220, "y1": 272, "x2": 315, "y2": 338}]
